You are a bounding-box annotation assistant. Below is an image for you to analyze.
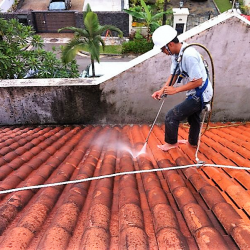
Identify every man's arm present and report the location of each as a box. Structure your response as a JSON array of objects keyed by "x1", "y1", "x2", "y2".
[
  {"x1": 152, "y1": 74, "x2": 178, "y2": 100},
  {"x1": 163, "y1": 78, "x2": 202, "y2": 95}
]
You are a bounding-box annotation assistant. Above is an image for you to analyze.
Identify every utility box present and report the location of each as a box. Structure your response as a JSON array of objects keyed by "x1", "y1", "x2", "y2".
[{"x1": 173, "y1": 8, "x2": 189, "y2": 34}]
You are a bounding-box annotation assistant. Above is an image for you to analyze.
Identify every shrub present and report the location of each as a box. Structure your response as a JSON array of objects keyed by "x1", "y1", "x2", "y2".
[{"x1": 122, "y1": 38, "x2": 153, "y2": 54}]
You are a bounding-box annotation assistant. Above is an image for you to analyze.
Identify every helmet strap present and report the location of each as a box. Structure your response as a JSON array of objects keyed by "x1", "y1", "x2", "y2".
[{"x1": 165, "y1": 44, "x2": 173, "y2": 55}]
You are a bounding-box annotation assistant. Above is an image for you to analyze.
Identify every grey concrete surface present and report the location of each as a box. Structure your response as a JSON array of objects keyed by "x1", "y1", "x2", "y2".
[
  {"x1": 42, "y1": 37, "x2": 135, "y2": 74},
  {"x1": 167, "y1": 0, "x2": 220, "y2": 30},
  {"x1": 1, "y1": 11, "x2": 249, "y2": 126},
  {"x1": 0, "y1": 85, "x2": 102, "y2": 125},
  {"x1": 98, "y1": 12, "x2": 250, "y2": 124}
]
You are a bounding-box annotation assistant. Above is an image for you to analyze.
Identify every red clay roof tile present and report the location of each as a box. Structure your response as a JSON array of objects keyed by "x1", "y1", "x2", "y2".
[
  {"x1": 156, "y1": 227, "x2": 189, "y2": 249},
  {"x1": 182, "y1": 203, "x2": 213, "y2": 234},
  {"x1": 231, "y1": 224, "x2": 250, "y2": 249},
  {"x1": 213, "y1": 202, "x2": 244, "y2": 234},
  {"x1": 188, "y1": 173, "x2": 211, "y2": 191},
  {"x1": 199, "y1": 185, "x2": 225, "y2": 209},
  {"x1": 0, "y1": 123, "x2": 250, "y2": 249},
  {"x1": 194, "y1": 226, "x2": 229, "y2": 249},
  {"x1": 0, "y1": 227, "x2": 34, "y2": 249},
  {"x1": 0, "y1": 165, "x2": 13, "y2": 181}
]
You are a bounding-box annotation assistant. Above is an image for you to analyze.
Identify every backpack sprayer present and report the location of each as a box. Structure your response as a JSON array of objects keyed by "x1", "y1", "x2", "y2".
[{"x1": 138, "y1": 43, "x2": 215, "y2": 162}]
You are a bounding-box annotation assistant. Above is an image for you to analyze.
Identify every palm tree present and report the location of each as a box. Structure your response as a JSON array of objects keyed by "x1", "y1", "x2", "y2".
[
  {"x1": 163, "y1": 0, "x2": 168, "y2": 25},
  {"x1": 59, "y1": 4, "x2": 123, "y2": 77}
]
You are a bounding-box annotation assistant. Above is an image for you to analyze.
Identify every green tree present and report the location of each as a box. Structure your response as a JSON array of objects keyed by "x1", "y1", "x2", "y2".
[
  {"x1": 124, "y1": 0, "x2": 172, "y2": 39},
  {"x1": 0, "y1": 18, "x2": 79, "y2": 79},
  {"x1": 59, "y1": 4, "x2": 123, "y2": 77}
]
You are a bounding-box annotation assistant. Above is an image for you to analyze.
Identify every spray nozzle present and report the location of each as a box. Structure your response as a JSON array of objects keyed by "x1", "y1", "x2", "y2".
[{"x1": 160, "y1": 94, "x2": 167, "y2": 99}]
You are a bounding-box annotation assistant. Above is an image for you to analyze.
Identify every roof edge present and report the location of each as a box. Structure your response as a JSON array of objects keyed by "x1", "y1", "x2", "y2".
[{"x1": 178, "y1": 9, "x2": 250, "y2": 41}]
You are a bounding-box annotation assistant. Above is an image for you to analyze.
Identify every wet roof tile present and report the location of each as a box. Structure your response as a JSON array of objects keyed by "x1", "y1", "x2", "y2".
[{"x1": 0, "y1": 122, "x2": 250, "y2": 249}]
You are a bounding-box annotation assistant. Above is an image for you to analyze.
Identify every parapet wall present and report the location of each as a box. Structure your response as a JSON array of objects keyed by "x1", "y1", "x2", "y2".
[
  {"x1": 0, "y1": 11, "x2": 250, "y2": 125},
  {"x1": 0, "y1": 79, "x2": 105, "y2": 125}
]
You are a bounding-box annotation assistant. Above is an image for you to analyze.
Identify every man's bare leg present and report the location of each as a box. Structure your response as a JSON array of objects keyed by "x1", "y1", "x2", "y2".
[{"x1": 157, "y1": 140, "x2": 188, "y2": 152}]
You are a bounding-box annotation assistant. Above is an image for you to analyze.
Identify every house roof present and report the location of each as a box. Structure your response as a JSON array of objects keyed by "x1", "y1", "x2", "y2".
[
  {"x1": 0, "y1": 122, "x2": 250, "y2": 249},
  {"x1": 242, "y1": 14, "x2": 250, "y2": 21}
]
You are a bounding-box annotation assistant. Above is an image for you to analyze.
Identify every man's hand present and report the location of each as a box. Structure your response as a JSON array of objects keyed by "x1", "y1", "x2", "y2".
[
  {"x1": 163, "y1": 86, "x2": 178, "y2": 95},
  {"x1": 152, "y1": 90, "x2": 163, "y2": 100}
]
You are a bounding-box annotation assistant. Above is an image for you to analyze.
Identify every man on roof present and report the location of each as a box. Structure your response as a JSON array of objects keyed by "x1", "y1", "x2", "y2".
[{"x1": 151, "y1": 25, "x2": 213, "y2": 151}]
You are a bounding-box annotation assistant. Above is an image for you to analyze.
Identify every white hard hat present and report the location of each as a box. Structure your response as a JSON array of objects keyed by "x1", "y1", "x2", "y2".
[{"x1": 152, "y1": 25, "x2": 177, "y2": 51}]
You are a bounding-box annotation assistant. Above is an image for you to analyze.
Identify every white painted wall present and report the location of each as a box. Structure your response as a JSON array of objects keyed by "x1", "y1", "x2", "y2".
[
  {"x1": 243, "y1": 0, "x2": 250, "y2": 7},
  {"x1": 179, "y1": 11, "x2": 250, "y2": 121},
  {"x1": 99, "y1": 10, "x2": 250, "y2": 123},
  {"x1": 124, "y1": 0, "x2": 129, "y2": 9},
  {"x1": 83, "y1": 0, "x2": 122, "y2": 11},
  {"x1": 0, "y1": 0, "x2": 14, "y2": 12}
]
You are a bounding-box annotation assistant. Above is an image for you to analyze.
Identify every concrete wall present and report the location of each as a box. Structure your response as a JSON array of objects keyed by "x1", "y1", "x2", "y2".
[
  {"x1": 1, "y1": 11, "x2": 129, "y2": 37},
  {"x1": 0, "y1": 11, "x2": 250, "y2": 125},
  {"x1": 0, "y1": 79, "x2": 106, "y2": 125},
  {"x1": 98, "y1": 12, "x2": 250, "y2": 124},
  {"x1": 180, "y1": 13, "x2": 250, "y2": 122},
  {"x1": 73, "y1": 11, "x2": 130, "y2": 37},
  {"x1": 0, "y1": 12, "x2": 34, "y2": 27},
  {"x1": 98, "y1": 51, "x2": 185, "y2": 124}
]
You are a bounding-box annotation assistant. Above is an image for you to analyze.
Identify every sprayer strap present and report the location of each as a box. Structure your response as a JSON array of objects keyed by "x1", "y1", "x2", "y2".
[{"x1": 187, "y1": 78, "x2": 208, "y2": 109}]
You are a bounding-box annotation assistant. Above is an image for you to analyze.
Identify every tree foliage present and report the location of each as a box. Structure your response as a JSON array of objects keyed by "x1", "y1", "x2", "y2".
[
  {"x1": 59, "y1": 4, "x2": 123, "y2": 77},
  {"x1": 124, "y1": 0, "x2": 172, "y2": 39},
  {"x1": 0, "y1": 18, "x2": 79, "y2": 79}
]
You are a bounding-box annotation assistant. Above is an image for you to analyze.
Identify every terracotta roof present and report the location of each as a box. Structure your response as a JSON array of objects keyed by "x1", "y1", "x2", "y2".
[{"x1": 0, "y1": 122, "x2": 250, "y2": 249}]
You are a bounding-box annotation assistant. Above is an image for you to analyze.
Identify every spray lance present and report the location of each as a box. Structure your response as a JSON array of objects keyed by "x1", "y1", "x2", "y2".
[
  {"x1": 139, "y1": 43, "x2": 215, "y2": 156},
  {"x1": 139, "y1": 62, "x2": 180, "y2": 154}
]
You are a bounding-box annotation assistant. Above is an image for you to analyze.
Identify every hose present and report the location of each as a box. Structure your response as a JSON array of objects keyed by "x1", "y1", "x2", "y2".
[
  {"x1": 143, "y1": 43, "x2": 215, "y2": 149},
  {"x1": 180, "y1": 43, "x2": 215, "y2": 134},
  {"x1": 1, "y1": 163, "x2": 249, "y2": 195},
  {"x1": 179, "y1": 43, "x2": 215, "y2": 164}
]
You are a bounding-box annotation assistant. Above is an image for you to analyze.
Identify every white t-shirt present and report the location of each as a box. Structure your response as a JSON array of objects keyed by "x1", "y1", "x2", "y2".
[{"x1": 171, "y1": 43, "x2": 213, "y2": 103}]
